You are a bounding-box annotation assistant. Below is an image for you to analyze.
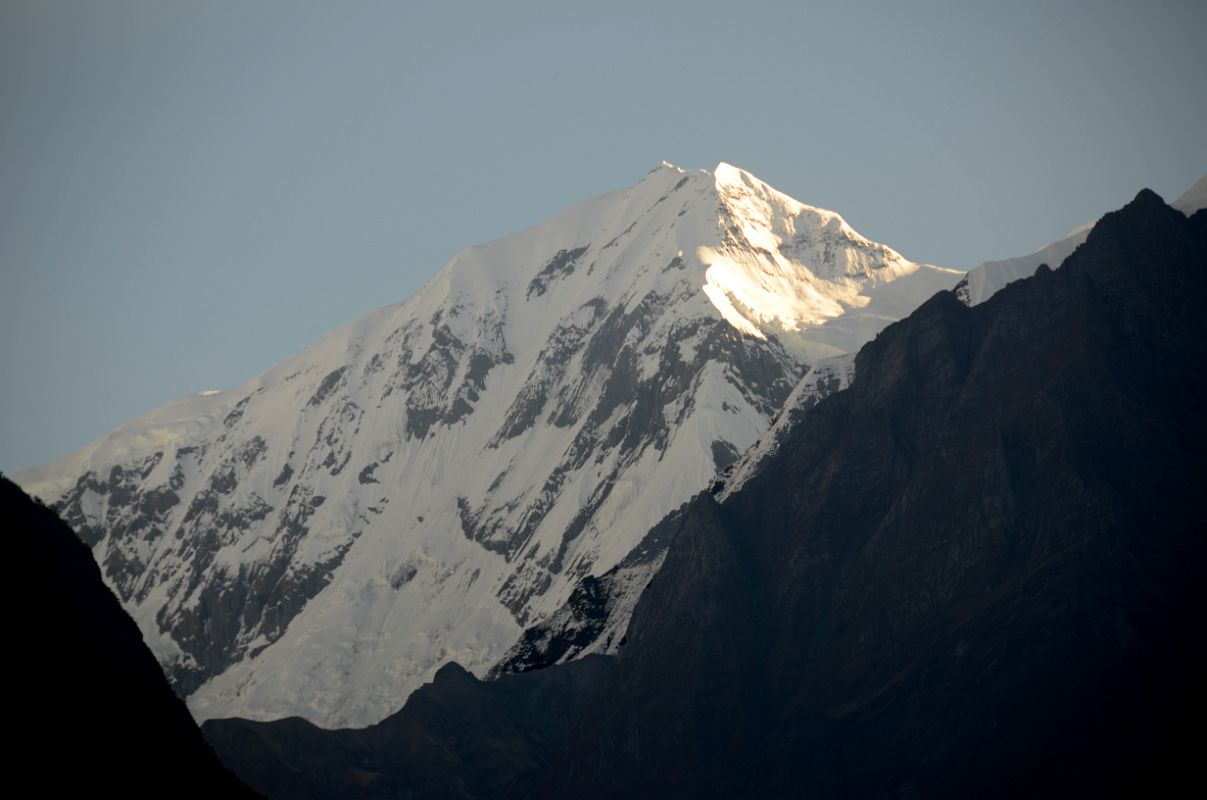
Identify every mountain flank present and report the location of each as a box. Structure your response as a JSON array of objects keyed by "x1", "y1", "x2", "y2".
[
  {"x1": 206, "y1": 192, "x2": 1207, "y2": 797},
  {"x1": 4, "y1": 477, "x2": 257, "y2": 798},
  {"x1": 16, "y1": 162, "x2": 961, "y2": 727}
]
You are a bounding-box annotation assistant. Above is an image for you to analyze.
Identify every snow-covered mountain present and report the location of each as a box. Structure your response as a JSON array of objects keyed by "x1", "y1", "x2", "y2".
[
  {"x1": 956, "y1": 174, "x2": 1206, "y2": 306},
  {"x1": 17, "y1": 162, "x2": 962, "y2": 727},
  {"x1": 499, "y1": 174, "x2": 1207, "y2": 680}
]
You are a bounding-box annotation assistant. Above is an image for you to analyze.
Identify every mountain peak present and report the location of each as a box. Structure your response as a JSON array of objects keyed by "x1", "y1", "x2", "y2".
[
  {"x1": 1132, "y1": 187, "x2": 1167, "y2": 207},
  {"x1": 711, "y1": 161, "x2": 793, "y2": 205},
  {"x1": 18, "y1": 160, "x2": 962, "y2": 728},
  {"x1": 713, "y1": 160, "x2": 753, "y2": 183},
  {"x1": 649, "y1": 160, "x2": 687, "y2": 174}
]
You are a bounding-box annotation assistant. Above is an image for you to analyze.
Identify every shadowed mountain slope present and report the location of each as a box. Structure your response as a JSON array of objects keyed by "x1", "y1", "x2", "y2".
[
  {"x1": 4, "y1": 477, "x2": 257, "y2": 798},
  {"x1": 206, "y1": 192, "x2": 1207, "y2": 798}
]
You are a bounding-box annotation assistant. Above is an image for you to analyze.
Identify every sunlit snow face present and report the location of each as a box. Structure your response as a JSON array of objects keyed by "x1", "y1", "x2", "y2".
[
  {"x1": 698, "y1": 245, "x2": 866, "y2": 339},
  {"x1": 694, "y1": 164, "x2": 914, "y2": 342}
]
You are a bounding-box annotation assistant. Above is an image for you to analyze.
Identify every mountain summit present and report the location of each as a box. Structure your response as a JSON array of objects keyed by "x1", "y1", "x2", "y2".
[{"x1": 18, "y1": 162, "x2": 961, "y2": 727}]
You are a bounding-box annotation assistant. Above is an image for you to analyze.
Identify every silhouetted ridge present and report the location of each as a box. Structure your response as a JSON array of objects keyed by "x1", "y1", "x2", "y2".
[
  {"x1": 205, "y1": 190, "x2": 1207, "y2": 798},
  {"x1": 4, "y1": 477, "x2": 258, "y2": 798},
  {"x1": 206, "y1": 657, "x2": 613, "y2": 800}
]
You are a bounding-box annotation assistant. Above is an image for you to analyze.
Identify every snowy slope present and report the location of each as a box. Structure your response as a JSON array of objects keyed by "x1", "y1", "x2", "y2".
[
  {"x1": 18, "y1": 162, "x2": 961, "y2": 728},
  {"x1": 956, "y1": 174, "x2": 1206, "y2": 306},
  {"x1": 1172, "y1": 174, "x2": 1207, "y2": 216},
  {"x1": 954, "y1": 223, "x2": 1092, "y2": 306}
]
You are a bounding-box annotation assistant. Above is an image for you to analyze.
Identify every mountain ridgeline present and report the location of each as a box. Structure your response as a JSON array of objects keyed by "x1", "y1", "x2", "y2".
[{"x1": 204, "y1": 192, "x2": 1207, "y2": 797}]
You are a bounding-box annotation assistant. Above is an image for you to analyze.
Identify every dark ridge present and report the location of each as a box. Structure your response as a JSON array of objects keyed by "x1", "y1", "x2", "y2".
[
  {"x1": 3, "y1": 477, "x2": 258, "y2": 798},
  {"x1": 205, "y1": 658, "x2": 613, "y2": 800},
  {"x1": 545, "y1": 189, "x2": 1207, "y2": 798},
  {"x1": 205, "y1": 191, "x2": 1207, "y2": 798}
]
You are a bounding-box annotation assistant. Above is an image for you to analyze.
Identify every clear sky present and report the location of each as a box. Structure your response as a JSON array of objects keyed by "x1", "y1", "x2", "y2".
[{"x1": 2, "y1": 0, "x2": 1205, "y2": 473}]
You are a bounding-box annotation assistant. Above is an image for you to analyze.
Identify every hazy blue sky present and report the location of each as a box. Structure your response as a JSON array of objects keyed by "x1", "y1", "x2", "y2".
[{"x1": 2, "y1": 0, "x2": 1205, "y2": 472}]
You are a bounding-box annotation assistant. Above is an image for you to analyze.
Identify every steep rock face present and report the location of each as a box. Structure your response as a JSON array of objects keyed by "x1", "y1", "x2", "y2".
[
  {"x1": 208, "y1": 194, "x2": 1207, "y2": 797},
  {"x1": 4, "y1": 477, "x2": 257, "y2": 798},
  {"x1": 16, "y1": 162, "x2": 959, "y2": 727}
]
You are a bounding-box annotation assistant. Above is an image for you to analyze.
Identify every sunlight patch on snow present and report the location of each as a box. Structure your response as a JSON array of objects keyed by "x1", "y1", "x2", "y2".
[
  {"x1": 700, "y1": 277, "x2": 766, "y2": 339},
  {"x1": 698, "y1": 245, "x2": 868, "y2": 338}
]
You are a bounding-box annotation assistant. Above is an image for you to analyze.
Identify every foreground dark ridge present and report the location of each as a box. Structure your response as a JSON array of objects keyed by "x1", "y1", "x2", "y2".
[
  {"x1": 3, "y1": 477, "x2": 258, "y2": 797},
  {"x1": 204, "y1": 191, "x2": 1207, "y2": 798}
]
